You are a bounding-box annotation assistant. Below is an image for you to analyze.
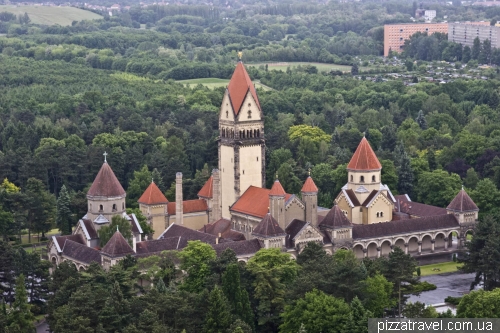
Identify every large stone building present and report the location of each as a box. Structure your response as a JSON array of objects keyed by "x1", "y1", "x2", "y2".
[{"x1": 48, "y1": 61, "x2": 479, "y2": 271}]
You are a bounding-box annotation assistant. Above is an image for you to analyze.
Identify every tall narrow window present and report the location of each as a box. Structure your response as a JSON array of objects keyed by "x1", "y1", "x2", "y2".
[
  {"x1": 99, "y1": 205, "x2": 103, "y2": 212},
  {"x1": 360, "y1": 176, "x2": 365, "y2": 183},
  {"x1": 112, "y1": 204, "x2": 117, "y2": 212},
  {"x1": 350, "y1": 175, "x2": 353, "y2": 182},
  {"x1": 226, "y1": 110, "x2": 228, "y2": 118},
  {"x1": 248, "y1": 110, "x2": 252, "y2": 119},
  {"x1": 372, "y1": 175, "x2": 376, "y2": 182}
]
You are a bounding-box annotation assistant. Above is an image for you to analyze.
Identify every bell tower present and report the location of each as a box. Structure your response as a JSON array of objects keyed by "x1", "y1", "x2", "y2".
[{"x1": 219, "y1": 60, "x2": 265, "y2": 219}]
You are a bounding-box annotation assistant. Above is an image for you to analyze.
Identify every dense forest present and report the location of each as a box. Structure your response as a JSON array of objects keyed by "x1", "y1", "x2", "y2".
[{"x1": 2, "y1": 0, "x2": 500, "y2": 331}]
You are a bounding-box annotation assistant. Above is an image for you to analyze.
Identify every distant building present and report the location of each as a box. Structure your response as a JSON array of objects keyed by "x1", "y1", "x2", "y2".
[
  {"x1": 384, "y1": 23, "x2": 448, "y2": 56},
  {"x1": 424, "y1": 10, "x2": 436, "y2": 21},
  {"x1": 448, "y1": 22, "x2": 500, "y2": 48}
]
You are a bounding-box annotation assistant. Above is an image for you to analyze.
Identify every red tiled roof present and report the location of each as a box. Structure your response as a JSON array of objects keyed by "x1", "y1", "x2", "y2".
[
  {"x1": 301, "y1": 176, "x2": 318, "y2": 193},
  {"x1": 319, "y1": 205, "x2": 352, "y2": 229},
  {"x1": 198, "y1": 176, "x2": 213, "y2": 198},
  {"x1": 447, "y1": 189, "x2": 479, "y2": 212},
  {"x1": 231, "y1": 186, "x2": 293, "y2": 218},
  {"x1": 347, "y1": 137, "x2": 382, "y2": 171},
  {"x1": 227, "y1": 62, "x2": 261, "y2": 115},
  {"x1": 138, "y1": 182, "x2": 168, "y2": 205},
  {"x1": 252, "y1": 213, "x2": 286, "y2": 238},
  {"x1": 269, "y1": 180, "x2": 286, "y2": 196},
  {"x1": 87, "y1": 162, "x2": 125, "y2": 197},
  {"x1": 101, "y1": 231, "x2": 134, "y2": 258},
  {"x1": 167, "y1": 199, "x2": 208, "y2": 215}
]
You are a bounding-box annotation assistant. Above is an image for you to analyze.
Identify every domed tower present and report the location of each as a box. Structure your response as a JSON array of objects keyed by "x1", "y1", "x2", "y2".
[
  {"x1": 86, "y1": 153, "x2": 126, "y2": 229},
  {"x1": 346, "y1": 136, "x2": 382, "y2": 204},
  {"x1": 219, "y1": 61, "x2": 265, "y2": 219}
]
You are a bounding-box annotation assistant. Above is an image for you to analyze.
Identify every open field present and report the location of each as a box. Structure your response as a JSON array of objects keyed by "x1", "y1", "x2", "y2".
[
  {"x1": 247, "y1": 61, "x2": 359, "y2": 73},
  {"x1": 177, "y1": 78, "x2": 272, "y2": 90},
  {"x1": 0, "y1": 5, "x2": 102, "y2": 26},
  {"x1": 20, "y1": 228, "x2": 59, "y2": 244},
  {"x1": 418, "y1": 261, "x2": 462, "y2": 277}
]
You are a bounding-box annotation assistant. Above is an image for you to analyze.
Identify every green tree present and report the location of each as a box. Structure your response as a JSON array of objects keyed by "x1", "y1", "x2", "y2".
[
  {"x1": 397, "y1": 151, "x2": 414, "y2": 197},
  {"x1": 204, "y1": 286, "x2": 231, "y2": 333},
  {"x1": 403, "y1": 301, "x2": 438, "y2": 318},
  {"x1": 464, "y1": 168, "x2": 479, "y2": 189},
  {"x1": 427, "y1": 147, "x2": 437, "y2": 171},
  {"x1": 277, "y1": 162, "x2": 301, "y2": 194},
  {"x1": 8, "y1": 274, "x2": 35, "y2": 333},
  {"x1": 280, "y1": 289, "x2": 351, "y2": 333},
  {"x1": 99, "y1": 281, "x2": 130, "y2": 333},
  {"x1": 416, "y1": 110, "x2": 427, "y2": 130},
  {"x1": 126, "y1": 165, "x2": 151, "y2": 208},
  {"x1": 381, "y1": 160, "x2": 398, "y2": 191},
  {"x1": 178, "y1": 240, "x2": 217, "y2": 293},
  {"x1": 345, "y1": 296, "x2": 372, "y2": 333},
  {"x1": 362, "y1": 274, "x2": 395, "y2": 317},
  {"x1": 472, "y1": 37, "x2": 481, "y2": 60},
  {"x1": 351, "y1": 63, "x2": 359, "y2": 75},
  {"x1": 98, "y1": 216, "x2": 133, "y2": 247},
  {"x1": 56, "y1": 184, "x2": 73, "y2": 235},
  {"x1": 457, "y1": 289, "x2": 500, "y2": 317},
  {"x1": 222, "y1": 264, "x2": 254, "y2": 329},
  {"x1": 415, "y1": 170, "x2": 461, "y2": 207},
  {"x1": 470, "y1": 179, "x2": 500, "y2": 216},
  {"x1": 462, "y1": 45, "x2": 471, "y2": 63}
]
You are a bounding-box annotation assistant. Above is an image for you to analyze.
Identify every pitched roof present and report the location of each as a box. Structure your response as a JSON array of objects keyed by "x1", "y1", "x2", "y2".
[
  {"x1": 167, "y1": 199, "x2": 208, "y2": 215},
  {"x1": 101, "y1": 231, "x2": 134, "y2": 258},
  {"x1": 395, "y1": 195, "x2": 447, "y2": 217},
  {"x1": 347, "y1": 137, "x2": 381, "y2": 171},
  {"x1": 159, "y1": 223, "x2": 229, "y2": 245},
  {"x1": 344, "y1": 189, "x2": 361, "y2": 207},
  {"x1": 252, "y1": 213, "x2": 286, "y2": 238},
  {"x1": 61, "y1": 239, "x2": 101, "y2": 264},
  {"x1": 81, "y1": 219, "x2": 98, "y2": 239},
  {"x1": 227, "y1": 62, "x2": 261, "y2": 115},
  {"x1": 301, "y1": 176, "x2": 318, "y2": 193},
  {"x1": 361, "y1": 190, "x2": 380, "y2": 207},
  {"x1": 231, "y1": 186, "x2": 292, "y2": 218},
  {"x1": 87, "y1": 162, "x2": 126, "y2": 198},
  {"x1": 198, "y1": 176, "x2": 213, "y2": 198},
  {"x1": 135, "y1": 237, "x2": 185, "y2": 255},
  {"x1": 54, "y1": 234, "x2": 86, "y2": 251},
  {"x1": 447, "y1": 189, "x2": 479, "y2": 212},
  {"x1": 319, "y1": 205, "x2": 352, "y2": 229},
  {"x1": 138, "y1": 182, "x2": 168, "y2": 205},
  {"x1": 285, "y1": 219, "x2": 307, "y2": 240},
  {"x1": 352, "y1": 214, "x2": 459, "y2": 239},
  {"x1": 212, "y1": 239, "x2": 263, "y2": 257},
  {"x1": 269, "y1": 179, "x2": 286, "y2": 196},
  {"x1": 199, "y1": 218, "x2": 246, "y2": 241}
]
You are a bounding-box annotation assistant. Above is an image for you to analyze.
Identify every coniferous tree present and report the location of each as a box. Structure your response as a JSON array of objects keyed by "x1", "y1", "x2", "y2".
[
  {"x1": 56, "y1": 185, "x2": 73, "y2": 235},
  {"x1": 472, "y1": 37, "x2": 481, "y2": 60},
  {"x1": 397, "y1": 151, "x2": 414, "y2": 197},
  {"x1": 204, "y1": 286, "x2": 231, "y2": 333},
  {"x1": 463, "y1": 46, "x2": 472, "y2": 63},
  {"x1": 345, "y1": 297, "x2": 372, "y2": 333},
  {"x1": 222, "y1": 264, "x2": 254, "y2": 329},
  {"x1": 427, "y1": 147, "x2": 437, "y2": 171},
  {"x1": 99, "y1": 281, "x2": 130, "y2": 333},
  {"x1": 0, "y1": 300, "x2": 6, "y2": 333},
  {"x1": 8, "y1": 274, "x2": 35, "y2": 333},
  {"x1": 151, "y1": 168, "x2": 164, "y2": 192},
  {"x1": 416, "y1": 110, "x2": 427, "y2": 130},
  {"x1": 156, "y1": 278, "x2": 167, "y2": 294},
  {"x1": 393, "y1": 141, "x2": 405, "y2": 168}
]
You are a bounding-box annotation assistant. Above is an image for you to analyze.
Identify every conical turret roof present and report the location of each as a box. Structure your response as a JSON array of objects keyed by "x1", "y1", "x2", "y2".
[
  {"x1": 227, "y1": 62, "x2": 261, "y2": 115},
  {"x1": 252, "y1": 213, "x2": 286, "y2": 238},
  {"x1": 301, "y1": 176, "x2": 318, "y2": 193},
  {"x1": 101, "y1": 230, "x2": 134, "y2": 257},
  {"x1": 447, "y1": 188, "x2": 479, "y2": 212},
  {"x1": 87, "y1": 162, "x2": 126, "y2": 198},
  {"x1": 269, "y1": 179, "x2": 286, "y2": 196},
  {"x1": 347, "y1": 137, "x2": 382, "y2": 171},
  {"x1": 138, "y1": 181, "x2": 168, "y2": 205},
  {"x1": 198, "y1": 176, "x2": 213, "y2": 198},
  {"x1": 319, "y1": 205, "x2": 352, "y2": 229}
]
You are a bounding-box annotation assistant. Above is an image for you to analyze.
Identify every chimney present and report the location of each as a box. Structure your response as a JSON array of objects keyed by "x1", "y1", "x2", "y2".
[
  {"x1": 212, "y1": 169, "x2": 221, "y2": 222},
  {"x1": 176, "y1": 172, "x2": 183, "y2": 225},
  {"x1": 132, "y1": 236, "x2": 136, "y2": 253}
]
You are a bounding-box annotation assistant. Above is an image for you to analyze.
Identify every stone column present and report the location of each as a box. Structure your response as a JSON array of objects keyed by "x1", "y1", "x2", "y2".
[
  {"x1": 431, "y1": 240, "x2": 435, "y2": 253},
  {"x1": 363, "y1": 248, "x2": 367, "y2": 258},
  {"x1": 417, "y1": 241, "x2": 422, "y2": 255},
  {"x1": 211, "y1": 169, "x2": 221, "y2": 222},
  {"x1": 377, "y1": 247, "x2": 381, "y2": 258},
  {"x1": 444, "y1": 238, "x2": 449, "y2": 250},
  {"x1": 175, "y1": 172, "x2": 183, "y2": 225},
  {"x1": 404, "y1": 243, "x2": 409, "y2": 254}
]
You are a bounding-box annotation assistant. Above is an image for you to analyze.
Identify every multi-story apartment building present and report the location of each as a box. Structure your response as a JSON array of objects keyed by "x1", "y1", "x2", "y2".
[
  {"x1": 424, "y1": 10, "x2": 436, "y2": 21},
  {"x1": 384, "y1": 23, "x2": 448, "y2": 56},
  {"x1": 448, "y1": 22, "x2": 500, "y2": 49}
]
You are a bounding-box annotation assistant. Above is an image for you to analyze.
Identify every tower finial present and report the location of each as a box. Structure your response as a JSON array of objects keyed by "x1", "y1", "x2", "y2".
[
  {"x1": 362, "y1": 131, "x2": 366, "y2": 137},
  {"x1": 116, "y1": 225, "x2": 119, "y2": 232},
  {"x1": 308, "y1": 168, "x2": 311, "y2": 176},
  {"x1": 275, "y1": 172, "x2": 278, "y2": 180},
  {"x1": 238, "y1": 51, "x2": 243, "y2": 61},
  {"x1": 103, "y1": 151, "x2": 108, "y2": 163},
  {"x1": 462, "y1": 184, "x2": 464, "y2": 190}
]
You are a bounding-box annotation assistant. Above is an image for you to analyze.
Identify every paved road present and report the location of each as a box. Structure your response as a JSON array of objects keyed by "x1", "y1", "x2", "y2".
[
  {"x1": 409, "y1": 272, "x2": 477, "y2": 305},
  {"x1": 36, "y1": 321, "x2": 49, "y2": 333}
]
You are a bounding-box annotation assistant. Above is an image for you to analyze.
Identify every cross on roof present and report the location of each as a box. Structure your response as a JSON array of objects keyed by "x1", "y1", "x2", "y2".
[{"x1": 103, "y1": 151, "x2": 108, "y2": 163}]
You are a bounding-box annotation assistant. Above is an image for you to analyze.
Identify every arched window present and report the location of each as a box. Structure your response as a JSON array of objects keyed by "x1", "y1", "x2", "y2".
[
  {"x1": 372, "y1": 175, "x2": 376, "y2": 182},
  {"x1": 112, "y1": 204, "x2": 117, "y2": 212},
  {"x1": 226, "y1": 110, "x2": 228, "y2": 118},
  {"x1": 350, "y1": 175, "x2": 353, "y2": 182},
  {"x1": 99, "y1": 204, "x2": 103, "y2": 212},
  {"x1": 376, "y1": 212, "x2": 379, "y2": 218},
  {"x1": 90, "y1": 203, "x2": 92, "y2": 211},
  {"x1": 231, "y1": 130, "x2": 234, "y2": 138},
  {"x1": 122, "y1": 203, "x2": 124, "y2": 210},
  {"x1": 248, "y1": 110, "x2": 252, "y2": 119},
  {"x1": 257, "y1": 129, "x2": 260, "y2": 137},
  {"x1": 381, "y1": 212, "x2": 384, "y2": 217},
  {"x1": 222, "y1": 128, "x2": 225, "y2": 138},
  {"x1": 360, "y1": 176, "x2": 365, "y2": 183}
]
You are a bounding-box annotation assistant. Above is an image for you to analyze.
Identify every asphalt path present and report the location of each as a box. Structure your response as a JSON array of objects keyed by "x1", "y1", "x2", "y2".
[{"x1": 409, "y1": 272, "x2": 477, "y2": 305}]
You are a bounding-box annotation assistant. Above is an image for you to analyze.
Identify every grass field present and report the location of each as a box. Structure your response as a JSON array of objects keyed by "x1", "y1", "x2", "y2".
[
  {"x1": 0, "y1": 5, "x2": 102, "y2": 26},
  {"x1": 177, "y1": 78, "x2": 272, "y2": 90},
  {"x1": 418, "y1": 261, "x2": 462, "y2": 277},
  {"x1": 247, "y1": 62, "x2": 355, "y2": 73}
]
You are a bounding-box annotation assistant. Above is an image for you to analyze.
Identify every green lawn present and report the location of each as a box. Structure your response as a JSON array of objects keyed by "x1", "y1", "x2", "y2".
[
  {"x1": 20, "y1": 228, "x2": 59, "y2": 244},
  {"x1": 0, "y1": 5, "x2": 102, "y2": 26},
  {"x1": 177, "y1": 78, "x2": 271, "y2": 90},
  {"x1": 418, "y1": 261, "x2": 462, "y2": 277}
]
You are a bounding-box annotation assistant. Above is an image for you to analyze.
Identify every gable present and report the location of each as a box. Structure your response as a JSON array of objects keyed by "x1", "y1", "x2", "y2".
[
  {"x1": 294, "y1": 224, "x2": 324, "y2": 242},
  {"x1": 236, "y1": 92, "x2": 262, "y2": 122},
  {"x1": 365, "y1": 192, "x2": 394, "y2": 209},
  {"x1": 220, "y1": 92, "x2": 235, "y2": 121}
]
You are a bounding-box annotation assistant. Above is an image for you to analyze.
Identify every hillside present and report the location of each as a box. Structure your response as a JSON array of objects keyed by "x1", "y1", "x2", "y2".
[{"x1": 0, "y1": 5, "x2": 102, "y2": 26}]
